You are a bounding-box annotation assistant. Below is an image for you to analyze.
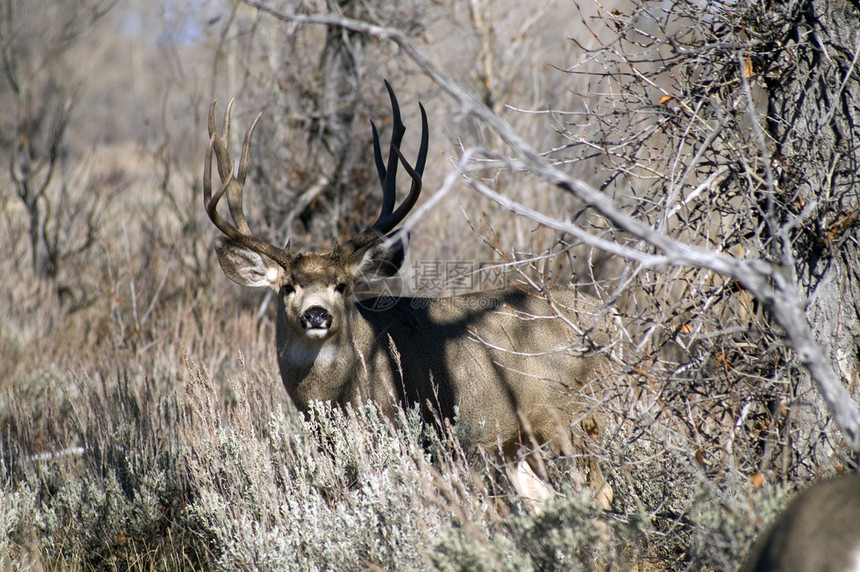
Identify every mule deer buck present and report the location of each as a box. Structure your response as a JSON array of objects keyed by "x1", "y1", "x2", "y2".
[
  {"x1": 203, "y1": 82, "x2": 617, "y2": 509},
  {"x1": 742, "y1": 472, "x2": 860, "y2": 572}
]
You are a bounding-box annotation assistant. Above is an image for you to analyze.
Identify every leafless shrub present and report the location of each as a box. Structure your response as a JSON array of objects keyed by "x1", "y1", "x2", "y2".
[{"x1": 553, "y1": 0, "x2": 860, "y2": 474}]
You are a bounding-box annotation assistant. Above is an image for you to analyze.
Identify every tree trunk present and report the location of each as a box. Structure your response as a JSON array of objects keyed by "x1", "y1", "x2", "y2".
[{"x1": 764, "y1": 0, "x2": 860, "y2": 471}]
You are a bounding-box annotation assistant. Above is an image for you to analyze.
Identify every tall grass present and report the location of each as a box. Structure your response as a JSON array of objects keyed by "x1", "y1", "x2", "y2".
[{"x1": 2, "y1": 348, "x2": 656, "y2": 570}]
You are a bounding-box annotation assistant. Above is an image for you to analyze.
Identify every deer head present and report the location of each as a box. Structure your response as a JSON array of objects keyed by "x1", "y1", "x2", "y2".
[{"x1": 204, "y1": 81, "x2": 428, "y2": 352}]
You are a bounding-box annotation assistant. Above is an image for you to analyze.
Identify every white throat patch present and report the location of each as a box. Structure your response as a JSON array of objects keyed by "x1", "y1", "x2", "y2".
[
  {"x1": 849, "y1": 544, "x2": 860, "y2": 572},
  {"x1": 286, "y1": 340, "x2": 338, "y2": 367}
]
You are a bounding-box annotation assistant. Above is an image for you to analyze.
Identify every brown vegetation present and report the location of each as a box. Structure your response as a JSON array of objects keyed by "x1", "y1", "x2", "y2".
[{"x1": 1, "y1": 0, "x2": 859, "y2": 569}]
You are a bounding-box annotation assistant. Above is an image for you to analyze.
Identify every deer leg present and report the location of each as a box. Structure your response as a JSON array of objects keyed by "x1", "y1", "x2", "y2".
[
  {"x1": 577, "y1": 415, "x2": 613, "y2": 510},
  {"x1": 506, "y1": 457, "x2": 552, "y2": 515}
]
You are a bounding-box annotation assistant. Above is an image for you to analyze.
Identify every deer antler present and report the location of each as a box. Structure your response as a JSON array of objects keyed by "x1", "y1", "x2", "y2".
[
  {"x1": 203, "y1": 100, "x2": 293, "y2": 266},
  {"x1": 344, "y1": 80, "x2": 429, "y2": 254},
  {"x1": 205, "y1": 83, "x2": 426, "y2": 264}
]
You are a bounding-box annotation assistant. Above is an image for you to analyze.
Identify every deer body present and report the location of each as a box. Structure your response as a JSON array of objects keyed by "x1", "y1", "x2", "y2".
[
  {"x1": 282, "y1": 285, "x2": 612, "y2": 453},
  {"x1": 743, "y1": 473, "x2": 860, "y2": 572},
  {"x1": 205, "y1": 82, "x2": 615, "y2": 508}
]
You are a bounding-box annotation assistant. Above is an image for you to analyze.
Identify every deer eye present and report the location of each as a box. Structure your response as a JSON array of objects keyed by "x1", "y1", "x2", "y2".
[
  {"x1": 335, "y1": 283, "x2": 347, "y2": 294},
  {"x1": 282, "y1": 284, "x2": 295, "y2": 296}
]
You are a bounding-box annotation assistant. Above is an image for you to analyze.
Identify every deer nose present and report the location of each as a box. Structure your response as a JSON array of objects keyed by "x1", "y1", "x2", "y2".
[{"x1": 301, "y1": 306, "x2": 332, "y2": 330}]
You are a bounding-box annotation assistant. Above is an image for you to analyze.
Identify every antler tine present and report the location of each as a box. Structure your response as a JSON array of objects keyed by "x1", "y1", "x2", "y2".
[
  {"x1": 203, "y1": 100, "x2": 292, "y2": 266},
  {"x1": 343, "y1": 82, "x2": 428, "y2": 257},
  {"x1": 209, "y1": 98, "x2": 232, "y2": 180},
  {"x1": 227, "y1": 110, "x2": 262, "y2": 234},
  {"x1": 384, "y1": 101, "x2": 428, "y2": 228},
  {"x1": 370, "y1": 79, "x2": 407, "y2": 229}
]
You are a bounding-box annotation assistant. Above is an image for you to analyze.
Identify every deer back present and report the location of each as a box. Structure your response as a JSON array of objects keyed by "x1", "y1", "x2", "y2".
[{"x1": 353, "y1": 286, "x2": 616, "y2": 455}]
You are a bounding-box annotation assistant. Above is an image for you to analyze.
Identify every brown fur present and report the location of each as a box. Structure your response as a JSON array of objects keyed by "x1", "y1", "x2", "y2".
[
  {"x1": 217, "y1": 237, "x2": 617, "y2": 507},
  {"x1": 743, "y1": 473, "x2": 860, "y2": 572}
]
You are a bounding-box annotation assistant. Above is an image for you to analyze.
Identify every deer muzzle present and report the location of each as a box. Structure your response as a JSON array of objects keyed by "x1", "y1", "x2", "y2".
[{"x1": 301, "y1": 306, "x2": 333, "y2": 332}]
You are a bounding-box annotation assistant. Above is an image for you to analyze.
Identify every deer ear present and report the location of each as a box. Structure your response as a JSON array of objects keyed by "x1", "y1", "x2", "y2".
[
  {"x1": 348, "y1": 230, "x2": 409, "y2": 281},
  {"x1": 214, "y1": 237, "x2": 283, "y2": 289}
]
